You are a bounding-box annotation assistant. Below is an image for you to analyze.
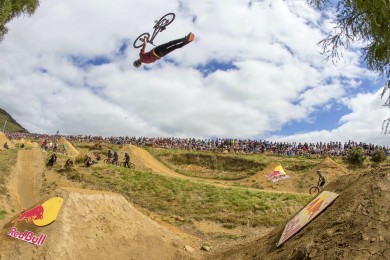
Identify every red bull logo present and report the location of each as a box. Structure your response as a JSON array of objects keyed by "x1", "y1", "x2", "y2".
[
  {"x1": 12, "y1": 205, "x2": 44, "y2": 223},
  {"x1": 277, "y1": 191, "x2": 339, "y2": 247},
  {"x1": 11, "y1": 197, "x2": 63, "y2": 227},
  {"x1": 267, "y1": 165, "x2": 289, "y2": 182},
  {"x1": 7, "y1": 227, "x2": 47, "y2": 246}
]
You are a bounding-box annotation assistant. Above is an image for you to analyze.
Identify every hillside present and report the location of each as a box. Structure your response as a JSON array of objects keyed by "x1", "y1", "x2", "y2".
[
  {"x1": 0, "y1": 108, "x2": 28, "y2": 133},
  {"x1": 209, "y1": 169, "x2": 390, "y2": 259},
  {"x1": 1, "y1": 141, "x2": 389, "y2": 259}
]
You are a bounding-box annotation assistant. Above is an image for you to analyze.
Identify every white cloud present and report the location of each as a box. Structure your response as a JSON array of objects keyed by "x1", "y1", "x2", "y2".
[
  {"x1": 0, "y1": 0, "x2": 387, "y2": 144},
  {"x1": 269, "y1": 89, "x2": 390, "y2": 145}
]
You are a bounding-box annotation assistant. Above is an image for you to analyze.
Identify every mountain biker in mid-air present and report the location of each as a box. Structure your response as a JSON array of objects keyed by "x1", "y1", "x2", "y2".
[
  {"x1": 133, "y1": 32, "x2": 195, "y2": 68},
  {"x1": 316, "y1": 170, "x2": 326, "y2": 188}
]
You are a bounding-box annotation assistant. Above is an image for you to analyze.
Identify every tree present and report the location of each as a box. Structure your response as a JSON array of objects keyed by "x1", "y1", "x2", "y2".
[
  {"x1": 370, "y1": 149, "x2": 387, "y2": 163},
  {"x1": 307, "y1": 0, "x2": 389, "y2": 132},
  {"x1": 0, "y1": 0, "x2": 40, "y2": 41},
  {"x1": 307, "y1": 0, "x2": 389, "y2": 75},
  {"x1": 344, "y1": 147, "x2": 366, "y2": 167}
]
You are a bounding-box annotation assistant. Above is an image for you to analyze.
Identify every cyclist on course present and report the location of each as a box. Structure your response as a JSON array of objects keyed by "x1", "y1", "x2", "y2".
[
  {"x1": 113, "y1": 151, "x2": 119, "y2": 164},
  {"x1": 316, "y1": 170, "x2": 326, "y2": 188},
  {"x1": 133, "y1": 32, "x2": 195, "y2": 68},
  {"x1": 124, "y1": 152, "x2": 131, "y2": 168}
]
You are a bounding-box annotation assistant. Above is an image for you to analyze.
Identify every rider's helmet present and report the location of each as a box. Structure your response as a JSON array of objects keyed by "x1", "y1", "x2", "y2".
[{"x1": 133, "y1": 59, "x2": 142, "y2": 68}]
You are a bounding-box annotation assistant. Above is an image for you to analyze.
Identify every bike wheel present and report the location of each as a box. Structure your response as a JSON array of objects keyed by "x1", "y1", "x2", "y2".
[
  {"x1": 130, "y1": 163, "x2": 135, "y2": 170},
  {"x1": 133, "y1": 32, "x2": 150, "y2": 48},
  {"x1": 156, "y1": 13, "x2": 175, "y2": 28},
  {"x1": 309, "y1": 186, "x2": 320, "y2": 195}
]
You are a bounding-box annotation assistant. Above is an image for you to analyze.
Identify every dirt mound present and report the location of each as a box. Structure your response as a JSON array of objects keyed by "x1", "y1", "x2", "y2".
[
  {"x1": 13, "y1": 138, "x2": 33, "y2": 146},
  {"x1": 0, "y1": 132, "x2": 14, "y2": 149},
  {"x1": 123, "y1": 145, "x2": 187, "y2": 179},
  {"x1": 316, "y1": 157, "x2": 349, "y2": 177},
  {"x1": 298, "y1": 157, "x2": 349, "y2": 193},
  {"x1": 57, "y1": 137, "x2": 79, "y2": 157},
  {"x1": 241, "y1": 162, "x2": 301, "y2": 193},
  {"x1": 1, "y1": 187, "x2": 199, "y2": 260},
  {"x1": 209, "y1": 168, "x2": 390, "y2": 259}
]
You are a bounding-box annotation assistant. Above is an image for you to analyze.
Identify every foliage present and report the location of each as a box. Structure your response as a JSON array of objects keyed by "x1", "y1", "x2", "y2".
[
  {"x1": 370, "y1": 149, "x2": 387, "y2": 163},
  {"x1": 307, "y1": 0, "x2": 390, "y2": 75},
  {"x1": 380, "y1": 80, "x2": 390, "y2": 133},
  {"x1": 0, "y1": 0, "x2": 40, "y2": 41},
  {"x1": 0, "y1": 209, "x2": 5, "y2": 220},
  {"x1": 75, "y1": 153, "x2": 86, "y2": 164},
  {"x1": 344, "y1": 147, "x2": 365, "y2": 167},
  {"x1": 0, "y1": 148, "x2": 18, "y2": 191}
]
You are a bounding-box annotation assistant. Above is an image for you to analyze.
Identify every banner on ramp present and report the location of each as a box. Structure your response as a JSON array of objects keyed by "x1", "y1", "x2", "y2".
[
  {"x1": 267, "y1": 165, "x2": 289, "y2": 182},
  {"x1": 277, "y1": 191, "x2": 339, "y2": 247}
]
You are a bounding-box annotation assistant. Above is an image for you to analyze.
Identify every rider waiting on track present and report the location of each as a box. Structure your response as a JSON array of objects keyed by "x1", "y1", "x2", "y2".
[
  {"x1": 124, "y1": 152, "x2": 131, "y2": 168},
  {"x1": 113, "y1": 151, "x2": 119, "y2": 163},
  {"x1": 316, "y1": 170, "x2": 326, "y2": 188},
  {"x1": 133, "y1": 32, "x2": 195, "y2": 68}
]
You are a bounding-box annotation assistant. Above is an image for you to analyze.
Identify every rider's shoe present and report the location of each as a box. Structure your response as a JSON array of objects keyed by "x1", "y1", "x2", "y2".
[{"x1": 186, "y1": 32, "x2": 195, "y2": 42}]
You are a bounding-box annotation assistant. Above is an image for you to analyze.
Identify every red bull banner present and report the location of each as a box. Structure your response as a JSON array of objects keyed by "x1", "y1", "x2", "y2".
[
  {"x1": 267, "y1": 165, "x2": 289, "y2": 182},
  {"x1": 277, "y1": 191, "x2": 339, "y2": 247},
  {"x1": 7, "y1": 227, "x2": 47, "y2": 246},
  {"x1": 12, "y1": 197, "x2": 63, "y2": 227}
]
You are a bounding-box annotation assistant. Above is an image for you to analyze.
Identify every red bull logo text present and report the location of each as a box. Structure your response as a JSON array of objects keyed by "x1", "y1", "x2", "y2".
[
  {"x1": 7, "y1": 227, "x2": 47, "y2": 246},
  {"x1": 12, "y1": 205, "x2": 44, "y2": 223}
]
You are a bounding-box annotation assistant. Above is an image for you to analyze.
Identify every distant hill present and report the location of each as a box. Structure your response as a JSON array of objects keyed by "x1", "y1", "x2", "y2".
[{"x1": 0, "y1": 108, "x2": 28, "y2": 133}]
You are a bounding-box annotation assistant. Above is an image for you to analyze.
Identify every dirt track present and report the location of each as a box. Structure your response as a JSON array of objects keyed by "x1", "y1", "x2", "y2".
[
  {"x1": 127, "y1": 145, "x2": 306, "y2": 195},
  {"x1": 8, "y1": 144, "x2": 43, "y2": 209}
]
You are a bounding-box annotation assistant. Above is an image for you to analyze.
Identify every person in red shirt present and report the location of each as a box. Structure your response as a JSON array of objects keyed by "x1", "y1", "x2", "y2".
[{"x1": 133, "y1": 32, "x2": 195, "y2": 68}]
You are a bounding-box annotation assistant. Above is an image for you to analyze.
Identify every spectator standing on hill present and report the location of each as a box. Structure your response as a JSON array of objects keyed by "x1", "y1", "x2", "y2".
[
  {"x1": 4, "y1": 142, "x2": 9, "y2": 149},
  {"x1": 107, "y1": 150, "x2": 112, "y2": 160},
  {"x1": 61, "y1": 143, "x2": 67, "y2": 154}
]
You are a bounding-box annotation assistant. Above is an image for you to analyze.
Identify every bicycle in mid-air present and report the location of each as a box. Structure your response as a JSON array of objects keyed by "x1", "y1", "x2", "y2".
[{"x1": 133, "y1": 13, "x2": 175, "y2": 48}]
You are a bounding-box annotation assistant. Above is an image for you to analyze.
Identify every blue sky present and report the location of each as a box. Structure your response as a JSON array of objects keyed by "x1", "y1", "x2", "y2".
[{"x1": 0, "y1": 0, "x2": 388, "y2": 145}]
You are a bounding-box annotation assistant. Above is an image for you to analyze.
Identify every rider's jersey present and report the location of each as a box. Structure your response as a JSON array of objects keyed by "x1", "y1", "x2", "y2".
[
  {"x1": 139, "y1": 49, "x2": 160, "y2": 64},
  {"x1": 316, "y1": 171, "x2": 326, "y2": 187}
]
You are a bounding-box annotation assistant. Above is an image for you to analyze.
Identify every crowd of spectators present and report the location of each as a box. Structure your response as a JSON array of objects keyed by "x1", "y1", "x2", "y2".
[{"x1": 5, "y1": 132, "x2": 390, "y2": 158}]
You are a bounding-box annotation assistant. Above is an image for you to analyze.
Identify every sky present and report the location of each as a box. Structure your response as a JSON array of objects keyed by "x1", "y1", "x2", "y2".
[{"x1": 0, "y1": 0, "x2": 389, "y2": 145}]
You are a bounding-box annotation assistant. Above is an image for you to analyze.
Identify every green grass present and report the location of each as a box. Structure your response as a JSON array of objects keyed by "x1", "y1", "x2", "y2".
[
  {"x1": 145, "y1": 147, "x2": 268, "y2": 180},
  {"x1": 0, "y1": 209, "x2": 5, "y2": 220},
  {"x1": 63, "y1": 164, "x2": 311, "y2": 227},
  {"x1": 0, "y1": 148, "x2": 18, "y2": 219},
  {"x1": 0, "y1": 113, "x2": 26, "y2": 133},
  {"x1": 0, "y1": 148, "x2": 18, "y2": 193}
]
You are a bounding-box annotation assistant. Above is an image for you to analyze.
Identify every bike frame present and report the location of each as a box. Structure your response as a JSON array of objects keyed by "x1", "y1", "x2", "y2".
[{"x1": 133, "y1": 13, "x2": 175, "y2": 49}]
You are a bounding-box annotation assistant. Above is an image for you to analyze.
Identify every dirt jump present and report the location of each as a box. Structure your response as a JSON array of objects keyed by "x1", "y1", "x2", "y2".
[
  {"x1": 1, "y1": 187, "x2": 200, "y2": 260},
  {"x1": 0, "y1": 132, "x2": 14, "y2": 150}
]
